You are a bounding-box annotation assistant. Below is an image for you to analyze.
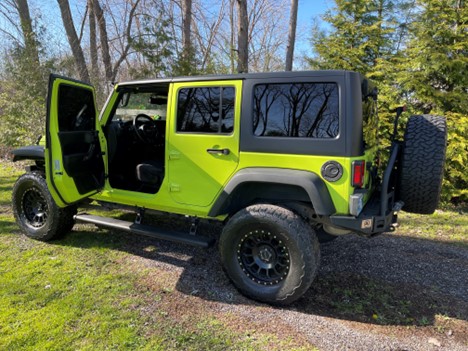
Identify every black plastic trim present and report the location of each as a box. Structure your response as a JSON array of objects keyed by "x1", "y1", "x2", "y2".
[
  {"x1": 116, "y1": 70, "x2": 352, "y2": 87},
  {"x1": 11, "y1": 145, "x2": 44, "y2": 162},
  {"x1": 380, "y1": 143, "x2": 399, "y2": 215},
  {"x1": 208, "y1": 168, "x2": 336, "y2": 217},
  {"x1": 237, "y1": 71, "x2": 365, "y2": 157}
]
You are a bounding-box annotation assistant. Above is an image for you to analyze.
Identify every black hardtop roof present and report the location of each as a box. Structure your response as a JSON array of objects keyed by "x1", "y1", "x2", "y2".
[{"x1": 117, "y1": 70, "x2": 360, "y2": 87}]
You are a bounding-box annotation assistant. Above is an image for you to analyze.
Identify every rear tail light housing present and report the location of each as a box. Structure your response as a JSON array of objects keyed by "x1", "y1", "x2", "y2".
[{"x1": 351, "y1": 160, "x2": 365, "y2": 188}]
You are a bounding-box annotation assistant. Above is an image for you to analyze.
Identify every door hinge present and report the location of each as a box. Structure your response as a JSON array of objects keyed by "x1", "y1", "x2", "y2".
[
  {"x1": 169, "y1": 151, "x2": 180, "y2": 160},
  {"x1": 170, "y1": 183, "x2": 180, "y2": 192}
]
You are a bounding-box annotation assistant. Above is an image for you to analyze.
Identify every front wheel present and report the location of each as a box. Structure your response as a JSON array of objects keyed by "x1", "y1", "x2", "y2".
[
  {"x1": 12, "y1": 172, "x2": 76, "y2": 241},
  {"x1": 219, "y1": 204, "x2": 320, "y2": 305}
]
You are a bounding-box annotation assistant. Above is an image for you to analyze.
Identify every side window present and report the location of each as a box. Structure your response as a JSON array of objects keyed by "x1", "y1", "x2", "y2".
[
  {"x1": 177, "y1": 87, "x2": 235, "y2": 134},
  {"x1": 253, "y1": 83, "x2": 339, "y2": 138},
  {"x1": 58, "y1": 84, "x2": 96, "y2": 131}
]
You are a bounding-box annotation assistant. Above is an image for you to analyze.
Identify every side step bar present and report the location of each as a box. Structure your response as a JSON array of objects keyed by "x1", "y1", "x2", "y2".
[{"x1": 74, "y1": 214, "x2": 214, "y2": 248}]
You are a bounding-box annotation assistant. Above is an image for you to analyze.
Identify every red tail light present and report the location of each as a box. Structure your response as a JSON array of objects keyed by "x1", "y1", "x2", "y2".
[{"x1": 352, "y1": 160, "x2": 365, "y2": 188}]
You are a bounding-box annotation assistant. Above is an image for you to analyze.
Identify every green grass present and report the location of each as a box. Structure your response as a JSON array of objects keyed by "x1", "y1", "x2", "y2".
[
  {"x1": 0, "y1": 161, "x2": 311, "y2": 351},
  {"x1": 1, "y1": 160, "x2": 465, "y2": 349},
  {"x1": 398, "y1": 207, "x2": 468, "y2": 247}
]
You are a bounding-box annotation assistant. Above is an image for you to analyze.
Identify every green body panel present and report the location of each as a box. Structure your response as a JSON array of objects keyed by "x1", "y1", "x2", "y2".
[
  {"x1": 167, "y1": 81, "x2": 242, "y2": 206},
  {"x1": 45, "y1": 78, "x2": 103, "y2": 207},
  {"x1": 88, "y1": 80, "x2": 242, "y2": 218},
  {"x1": 47, "y1": 77, "x2": 372, "y2": 219},
  {"x1": 235, "y1": 152, "x2": 366, "y2": 215}
]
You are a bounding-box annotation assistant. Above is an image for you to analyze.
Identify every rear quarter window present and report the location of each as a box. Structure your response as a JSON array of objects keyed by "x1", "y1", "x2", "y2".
[
  {"x1": 253, "y1": 83, "x2": 339, "y2": 138},
  {"x1": 362, "y1": 93, "x2": 379, "y2": 149}
]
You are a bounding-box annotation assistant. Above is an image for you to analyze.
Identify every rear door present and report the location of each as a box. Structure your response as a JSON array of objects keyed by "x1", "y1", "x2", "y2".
[
  {"x1": 45, "y1": 74, "x2": 105, "y2": 206},
  {"x1": 167, "y1": 81, "x2": 241, "y2": 207}
]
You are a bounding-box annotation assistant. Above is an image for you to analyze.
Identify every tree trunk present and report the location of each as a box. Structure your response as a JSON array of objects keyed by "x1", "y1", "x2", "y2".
[
  {"x1": 15, "y1": 0, "x2": 40, "y2": 65},
  {"x1": 93, "y1": 0, "x2": 113, "y2": 83},
  {"x1": 182, "y1": 0, "x2": 192, "y2": 61},
  {"x1": 285, "y1": 0, "x2": 298, "y2": 71},
  {"x1": 88, "y1": 0, "x2": 98, "y2": 81},
  {"x1": 236, "y1": 0, "x2": 248, "y2": 73},
  {"x1": 57, "y1": 0, "x2": 90, "y2": 83},
  {"x1": 229, "y1": 0, "x2": 236, "y2": 73}
]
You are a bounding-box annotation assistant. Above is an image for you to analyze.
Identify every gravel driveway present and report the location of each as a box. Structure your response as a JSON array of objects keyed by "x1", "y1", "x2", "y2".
[{"x1": 105, "y1": 215, "x2": 468, "y2": 351}]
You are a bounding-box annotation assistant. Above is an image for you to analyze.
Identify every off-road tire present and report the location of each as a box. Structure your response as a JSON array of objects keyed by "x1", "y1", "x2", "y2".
[
  {"x1": 12, "y1": 172, "x2": 76, "y2": 241},
  {"x1": 219, "y1": 204, "x2": 320, "y2": 305},
  {"x1": 398, "y1": 115, "x2": 447, "y2": 214}
]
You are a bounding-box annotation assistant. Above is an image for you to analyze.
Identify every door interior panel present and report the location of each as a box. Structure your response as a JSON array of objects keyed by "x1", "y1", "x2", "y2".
[{"x1": 58, "y1": 130, "x2": 104, "y2": 195}]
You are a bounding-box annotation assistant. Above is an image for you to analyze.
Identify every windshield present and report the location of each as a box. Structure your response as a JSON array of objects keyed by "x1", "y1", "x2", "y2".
[{"x1": 113, "y1": 91, "x2": 168, "y2": 122}]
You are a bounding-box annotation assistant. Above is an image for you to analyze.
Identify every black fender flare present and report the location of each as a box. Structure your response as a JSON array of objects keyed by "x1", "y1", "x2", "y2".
[
  {"x1": 208, "y1": 168, "x2": 336, "y2": 217},
  {"x1": 11, "y1": 145, "x2": 45, "y2": 162}
]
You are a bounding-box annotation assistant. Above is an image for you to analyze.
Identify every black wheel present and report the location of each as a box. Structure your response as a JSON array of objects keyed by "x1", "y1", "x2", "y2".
[
  {"x1": 219, "y1": 204, "x2": 320, "y2": 305},
  {"x1": 12, "y1": 172, "x2": 76, "y2": 241},
  {"x1": 398, "y1": 115, "x2": 447, "y2": 214}
]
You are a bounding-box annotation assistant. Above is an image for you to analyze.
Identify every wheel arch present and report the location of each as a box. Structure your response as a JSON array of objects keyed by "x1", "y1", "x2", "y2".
[
  {"x1": 11, "y1": 145, "x2": 46, "y2": 172},
  {"x1": 11, "y1": 145, "x2": 45, "y2": 162},
  {"x1": 208, "y1": 168, "x2": 336, "y2": 217}
]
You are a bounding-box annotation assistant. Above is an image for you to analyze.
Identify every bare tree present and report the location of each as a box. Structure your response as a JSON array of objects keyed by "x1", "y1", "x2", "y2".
[
  {"x1": 57, "y1": 0, "x2": 90, "y2": 82},
  {"x1": 236, "y1": 0, "x2": 248, "y2": 73},
  {"x1": 92, "y1": 0, "x2": 112, "y2": 82},
  {"x1": 15, "y1": 0, "x2": 40, "y2": 64},
  {"x1": 285, "y1": 0, "x2": 298, "y2": 71},
  {"x1": 191, "y1": 0, "x2": 226, "y2": 71},
  {"x1": 97, "y1": 0, "x2": 141, "y2": 82},
  {"x1": 88, "y1": 0, "x2": 98, "y2": 80},
  {"x1": 229, "y1": 0, "x2": 236, "y2": 72},
  {"x1": 182, "y1": 0, "x2": 192, "y2": 61}
]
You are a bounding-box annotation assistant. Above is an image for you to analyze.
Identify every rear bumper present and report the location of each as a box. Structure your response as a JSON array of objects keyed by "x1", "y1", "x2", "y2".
[
  {"x1": 329, "y1": 143, "x2": 403, "y2": 236},
  {"x1": 330, "y1": 196, "x2": 403, "y2": 236}
]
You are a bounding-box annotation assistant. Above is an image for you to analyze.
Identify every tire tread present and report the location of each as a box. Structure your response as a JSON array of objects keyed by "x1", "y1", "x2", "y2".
[{"x1": 398, "y1": 115, "x2": 447, "y2": 214}]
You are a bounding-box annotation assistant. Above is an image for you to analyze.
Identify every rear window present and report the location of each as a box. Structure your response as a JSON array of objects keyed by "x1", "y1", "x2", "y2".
[{"x1": 253, "y1": 83, "x2": 339, "y2": 138}]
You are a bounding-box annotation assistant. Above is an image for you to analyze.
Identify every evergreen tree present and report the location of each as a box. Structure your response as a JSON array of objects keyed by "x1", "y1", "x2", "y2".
[
  {"x1": 310, "y1": 0, "x2": 467, "y2": 202},
  {"x1": 397, "y1": 0, "x2": 467, "y2": 202},
  {"x1": 398, "y1": 0, "x2": 467, "y2": 114},
  {"x1": 309, "y1": 0, "x2": 403, "y2": 78}
]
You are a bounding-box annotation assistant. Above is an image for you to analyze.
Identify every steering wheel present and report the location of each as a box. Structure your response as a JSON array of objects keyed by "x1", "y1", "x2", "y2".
[
  {"x1": 133, "y1": 114, "x2": 159, "y2": 145},
  {"x1": 75, "y1": 104, "x2": 88, "y2": 128}
]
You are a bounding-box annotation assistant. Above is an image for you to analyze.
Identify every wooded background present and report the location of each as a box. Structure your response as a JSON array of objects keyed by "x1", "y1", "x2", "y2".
[{"x1": 0, "y1": 0, "x2": 466, "y2": 203}]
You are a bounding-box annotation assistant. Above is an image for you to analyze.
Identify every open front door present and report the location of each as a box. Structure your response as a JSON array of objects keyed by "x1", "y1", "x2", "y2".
[{"x1": 45, "y1": 74, "x2": 105, "y2": 207}]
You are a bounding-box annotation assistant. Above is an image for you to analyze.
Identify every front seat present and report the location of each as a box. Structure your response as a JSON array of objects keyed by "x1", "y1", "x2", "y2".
[{"x1": 136, "y1": 160, "x2": 164, "y2": 192}]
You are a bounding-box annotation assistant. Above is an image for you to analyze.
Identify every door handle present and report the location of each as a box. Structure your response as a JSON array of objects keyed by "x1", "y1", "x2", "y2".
[{"x1": 206, "y1": 148, "x2": 230, "y2": 155}]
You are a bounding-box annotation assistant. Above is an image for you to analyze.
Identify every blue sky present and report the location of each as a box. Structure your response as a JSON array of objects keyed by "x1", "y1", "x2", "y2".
[
  {"x1": 4, "y1": 0, "x2": 332, "y2": 68},
  {"x1": 296, "y1": 0, "x2": 332, "y2": 54}
]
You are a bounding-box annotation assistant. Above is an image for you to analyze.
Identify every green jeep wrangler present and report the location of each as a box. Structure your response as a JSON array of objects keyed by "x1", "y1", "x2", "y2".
[{"x1": 11, "y1": 71, "x2": 447, "y2": 304}]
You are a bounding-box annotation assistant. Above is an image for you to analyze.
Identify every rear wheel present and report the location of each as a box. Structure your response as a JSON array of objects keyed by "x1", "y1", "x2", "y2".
[
  {"x1": 219, "y1": 204, "x2": 320, "y2": 305},
  {"x1": 398, "y1": 115, "x2": 447, "y2": 214},
  {"x1": 12, "y1": 172, "x2": 76, "y2": 241}
]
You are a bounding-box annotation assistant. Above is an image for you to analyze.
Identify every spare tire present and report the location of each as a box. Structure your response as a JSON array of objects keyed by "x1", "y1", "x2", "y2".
[{"x1": 397, "y1": 115, "x2": 447, "y2": 214}]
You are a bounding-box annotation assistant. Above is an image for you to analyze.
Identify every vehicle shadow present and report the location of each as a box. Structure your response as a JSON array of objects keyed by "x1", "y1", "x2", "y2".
[{"x1": 53, "y1": 212, "x2": 468, "y2": 327}]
